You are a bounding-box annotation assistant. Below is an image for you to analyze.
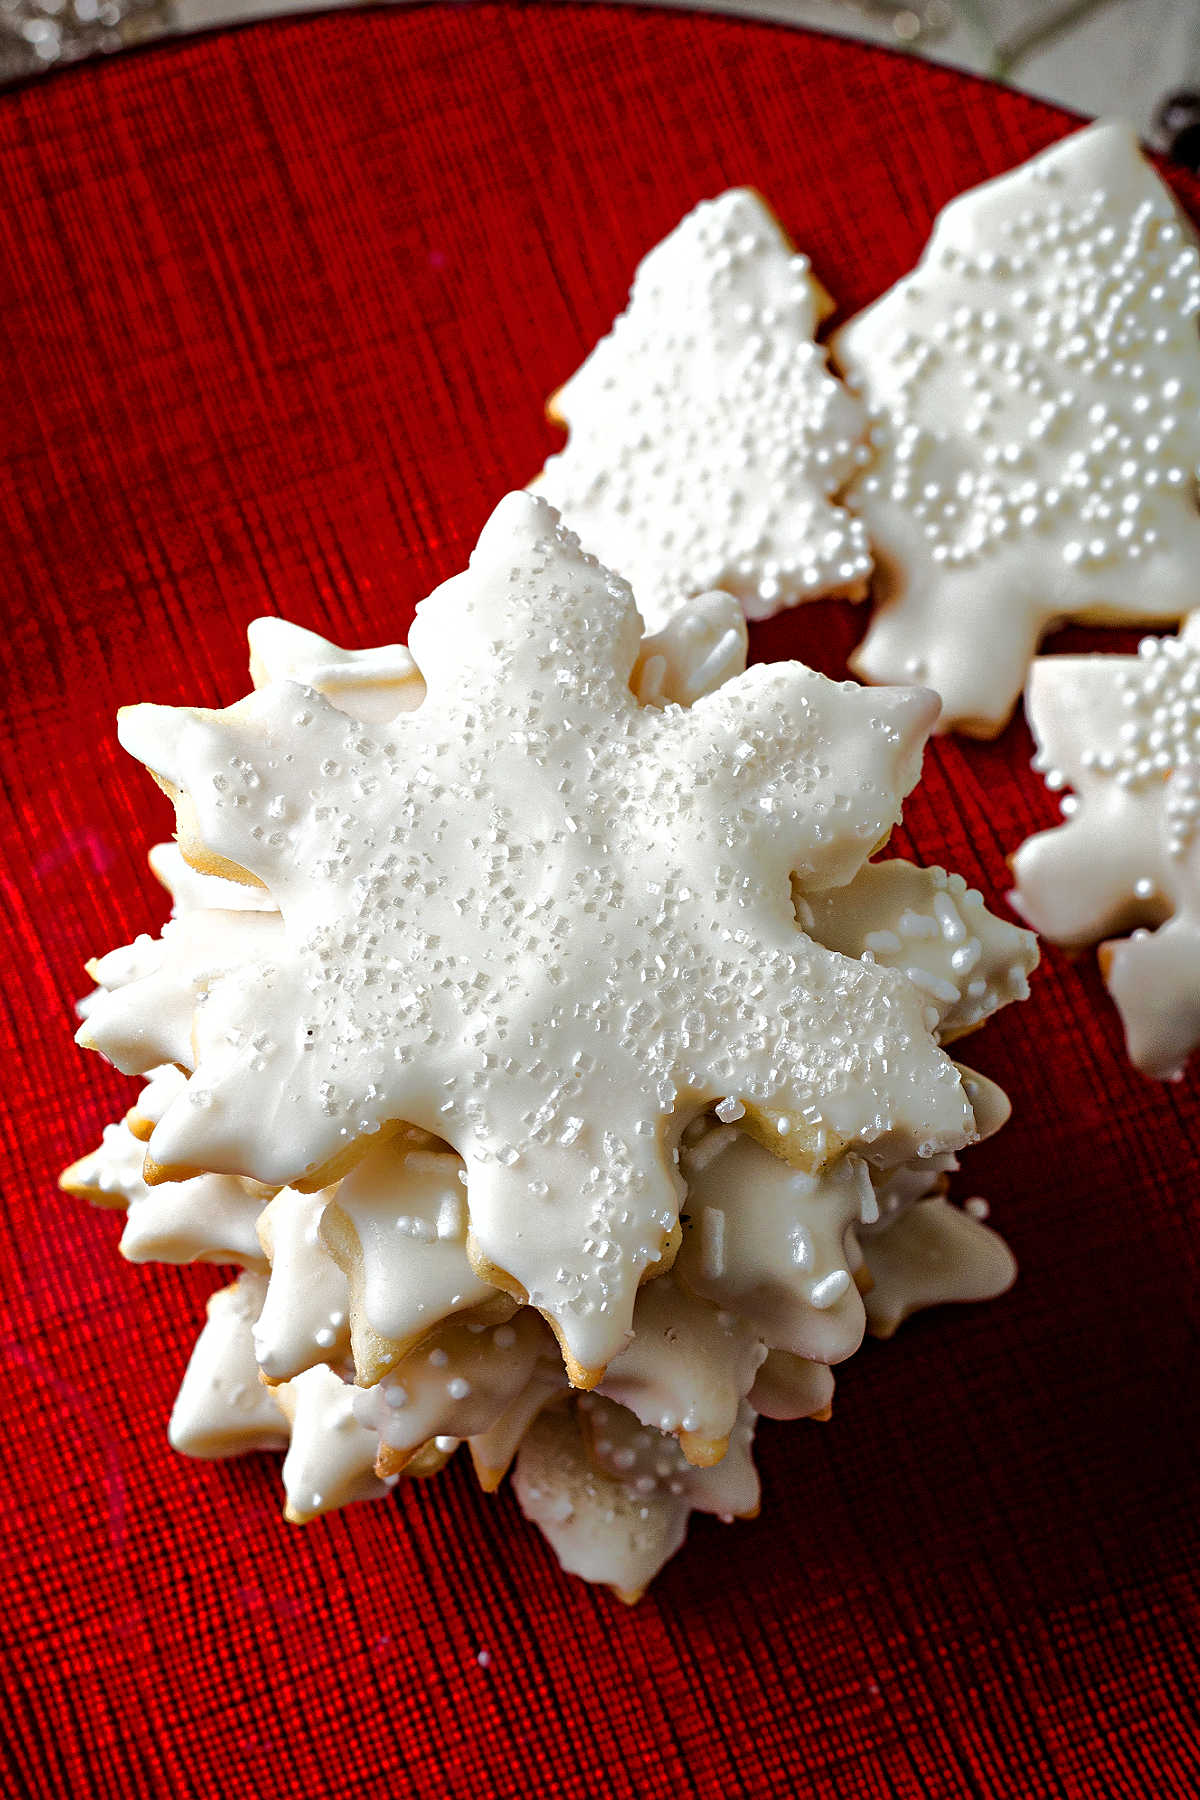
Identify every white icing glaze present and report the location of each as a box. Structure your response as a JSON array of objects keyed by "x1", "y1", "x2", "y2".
[
  {"x1": 170, "y1": 1276, "x2": 389, "y2": 1518},
  {"x1": 630, "y1": 590, "x2": 748, "y2": 708},
  {"x1": 675, "y1": 1129, "x2": 869, "y2": 1365},
  {"x1": 467, "y1": 1358, "x2": 569, "y2": 1491},
  {"x1": 578, "y1": 1393, "x2": 759, "y2": 1520},
  {"x1": 168, "y1": 1274, "x2": 289, "y2": 1458},
  {"x1": 125, "y1": 1063, "x2": 189, "y2": 1136},
  {"x1": 1012, "y1": 615, "x2": 1200, "y2": 1076},
  {"x1": 748, "y1": 1350, "x2": 834, "y2": 1422},
  {"x1": 247, "y1": 617, "x2": 425, "y2": 725},
  {"x1": 798, "y1": 860, "x2": 1037, "y2": 1043},
  {"x1": 77, "y1": 909, "x2": 284, "y2": 1077},
  {"x1": 538, "y1": 190, "x2": 870, "y2": 628},
  {"x1": 514, "y1": 1405, "x2": 687, "y2": 1602},
  {"x1": 859, "y1": 1195, "x2": 1021, "y2": 1339},
  {"x1": 111, "y1": 492, "x2": 969, "y2": 1380},
  {"x1": 514, "y1": 1400, "x2": 757, "y2": 1601},
  {"x1": 835, "y1": 121, "x2": 1200, "y2": 735},
  {"x1": 319, "y1": 1134, "x2": 498, "y2": 1386},
  {"x1": 403, "y1": 1438, "x2": 460, "y2": 1479},
  {"x1": 596, "y1": 1274, "x2": 766, "y2": 1465},
  {"x1": 251, "y1": 590, "x2": 746, "y2": 721},
  {"x1": 1103, "y1": 916, "x2": 1200, "y2": 1081},
  {"x1": 253, "y1": 1187, "x2": 351, "y2": 1382},
  {"x1": 353, "y1": 1309, "x2": 554, "y2": 1469},
  {"x1": 862, "y1": 1064, "x2": 1010, "y2": 1233},
  {"x1": 273, "y1": 1365, "x2": 392, "y2": 1523},
  {"x1": 859, "y1": 1197, "x2": 1017, "y2": 1338},
  {"x1": 60, "y1": 1117, "x2": 266, "y2": 1269}
]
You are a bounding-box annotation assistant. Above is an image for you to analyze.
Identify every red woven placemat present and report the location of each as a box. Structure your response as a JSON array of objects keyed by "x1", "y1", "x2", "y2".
[{"x1": 1, "y1": 7, "x2": 1198, "y2": 1795}]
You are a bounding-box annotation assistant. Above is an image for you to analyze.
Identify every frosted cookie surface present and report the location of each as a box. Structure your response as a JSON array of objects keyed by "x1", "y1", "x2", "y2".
[
  {"x1": 1012, "y1": 617, "x2": 1200, "y2": 1078},
  {"x1": 106, "y1": 492, "x2": 972, "y2": 1382},
  {"x1": 836, "y1": 121, "x2": 1200, "y2": 735},
  {"x1": 538, "y1": 189, "x2": 870, "y2": 627}
]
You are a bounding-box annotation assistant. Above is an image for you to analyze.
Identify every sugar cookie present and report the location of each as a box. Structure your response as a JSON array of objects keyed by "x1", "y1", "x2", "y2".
[
  {"x1": 253, "y1": 1188, "x2": 351, "y2": 1382},
  {"x1": 170, "y1": 1274, "x2": 391, "y2": 1518},
  {"x1": 318, "y1": 1133, "x2": 504, "y2": 1387},
  {"x1": 60, "y1": 1114, "x2": 266, "y2": 1270},
  {"x1": 106, "y1": 493, "x2": 971, "y2": 1383},
  {"x1": 629, "y1": 590, "x2": 748, "y2": 709},
  {"x1": 538, "y1": 189, "x2": 871, "y2": 627},
  {"x1": 169, "y1": 1275, "x2": 290, "y2": 1459},
  {"x1": 835, "y1": 121, "x2": 1200, "y2": 735},
  {"x1": 247, "y1": 617, "x2": 425, "y2": 724},
  {"x1": 596, "y1": 1273, "x2": 766, "y2": 1467},
  {"x1": 675, "y1": 1130, "x2": 870, "y2": 1365},
  {"x1": 1012, "y1": 616, "x2": 1200, "y2": 1077},
  {"x1": 124, "y1": 1063, "x2": 189, "y2": 1141},
  {"x1": 148, "y1": 839, "x2": 277, "y2": 915},
  {"x1": 748, "y1": 1350, "x2": 835, "y2": 1422},
  {"x1": 272, "y1": 1365, "x2": 393, "y2": 1523},
  {"x1": 514, "y1": 1400, "x2": 758, "y2": 1603},
  {"x1": 798, "y1": 860, "x2": 1037, "y2": 1043},
  {"x1": 66, "y1": 469, "x2": 1040, "y2": 1596},
  {"x1": 858, "y1": 1197, "x2": 1017, "y2": 1338},
  {"x1": 578, "y1": 1393, "x2": 759, "y2": 1520},
  {"x1": 467, "y1": 1358, "x2": 569, "y2": 1492},
  {"x1": 78, "y1": 909, "x2": 284, "y2": 1080},
  {"x1": 354, "y1": 1309, "x2": 555, "y2": 1477}
]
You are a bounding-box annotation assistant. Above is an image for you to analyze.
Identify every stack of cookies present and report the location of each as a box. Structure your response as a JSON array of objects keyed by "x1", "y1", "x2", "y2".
[
  {"x1": 67, "y1": 116, "x2": 1200, "y2": 1596},
  {"x1": 65, "y1": 493, "x2": 1036, "y2": 1598}
]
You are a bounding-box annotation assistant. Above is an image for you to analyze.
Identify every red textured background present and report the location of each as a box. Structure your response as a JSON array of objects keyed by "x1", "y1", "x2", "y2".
[{"x1": 2, "y1": 7, "x2": 1199, "y2": 1795}]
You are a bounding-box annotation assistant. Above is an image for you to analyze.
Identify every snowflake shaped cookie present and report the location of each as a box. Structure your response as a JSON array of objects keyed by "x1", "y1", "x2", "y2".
[
  {"x1": 94, "y1": 492, "x2": 972, "y2": 1382},
  {"x1": 537, "y1": 190, "x2": 871, "y2": 627},
  {"x1": 60, "y1": 1113, "x2": 265, "y2": 1270},
  {"x1": 169, "y1": 1275, "x2": 292, "y2": 1461},
  {"x1": 835, "y1": 121, "x2": 1200, "y2": 735},
  {"x1": 857, "y1": 1197, "x2": 1016, "y2": 1339},
  {"x1": 513, "y1": 1400, "x2": 759, "y2": 1604},
  {"x1": 169, "y1": 1274, "x2": 394, "y2": 1520},
  {"x1": 1011, "y1": 615, "x2": 1200, "y2": 1077},
  {"x1": 246, "y1": 618, "x2": 426, "y2": 725},
  {"x1": 318, "y1": 1132, "x2": 505, "y2": 1386}
]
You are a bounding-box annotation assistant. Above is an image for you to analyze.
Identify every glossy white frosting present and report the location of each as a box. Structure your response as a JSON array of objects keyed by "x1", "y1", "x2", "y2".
[
  {"x1": 253, "y1": 1187, "x2": 351, "y2": 1382},
  {"x1": 836, "y1": 121, "x2": 1200, "y2": 735},
  {"x1": 169, "y1": 1274, "x2": 389, "y2": 1519},
  {"x1": 538, "y1": 189, "x2": 871, "y2": 627},
  {"x1": 675, "y1": 1130, "x2": 869, "y2": 1365},
  {"x1": 60, "y1": 1113, "x2": 265, "y2": 1270},
  {"x1": 513, "y1": 1399, "x2": 758, "y2": 1602},
  {"x1": 597, "y1": 1273, "x2": 766, "y2": 1465},
  {"x1": 354, "y1": 1309, "x2": 555, "y2": 1471},
  {"x1": 1012, "y1": 612, "x2": 1200, "y2": 1077},
  {"x1": 319, "y1": 1133, "x2": 498, "y2": 1385},
  {"x1": 858, "y1": 1197, "x2": 1017, "y2": 1338},
  {"x1": 104, "y1": 493, "x2": 970, "y2": 1380},
  {"x1": 168, "y1": 1275, "x2": 290, "y2": 1459},
  {"x1": 748, "y1": 1350, "x2": 835, "y2": 1422},
  {"x1": 66, "y1": 477, "x2": 1038, "y2": 1598},
  {"x1": 247, "y1": 617, "x2": 425, "y2": 725},
  {"x1": 799, "y1": 859, "x2": 1037, "y2": 1043},
  {"x1": 273, "y1": 1365, "x2": 393, "y2": 1523}
]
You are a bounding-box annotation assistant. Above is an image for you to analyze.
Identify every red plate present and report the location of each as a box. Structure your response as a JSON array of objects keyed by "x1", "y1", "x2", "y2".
[{"x1": 2, "y1": 8, "x2": 1198, "y2": 1796}]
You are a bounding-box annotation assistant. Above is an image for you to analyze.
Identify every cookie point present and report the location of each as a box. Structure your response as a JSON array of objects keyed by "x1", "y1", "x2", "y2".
[{"x1": 478, "y1": 488, "x2": 560, "y2": 549}]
